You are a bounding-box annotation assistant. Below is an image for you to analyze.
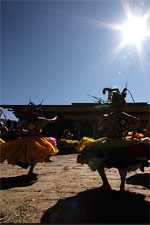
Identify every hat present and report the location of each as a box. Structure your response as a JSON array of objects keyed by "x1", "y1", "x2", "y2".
[
  {"x1": 28, "y1": 99, "x2": 44, "y2": 116},
  {"x1": 103, "y1": 87, "x2": 127, "y2": 110}
]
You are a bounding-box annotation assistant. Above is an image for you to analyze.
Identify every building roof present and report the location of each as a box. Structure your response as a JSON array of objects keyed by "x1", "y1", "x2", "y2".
[{"x1": 1, "y1": 102, "x2": 150, "y2": 116}]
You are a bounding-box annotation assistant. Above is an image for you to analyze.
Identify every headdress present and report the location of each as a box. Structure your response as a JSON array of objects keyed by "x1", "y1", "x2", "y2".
[
  {"x1": 28, "y1": 99, "x2": 44, "y2": 116},
  {"x1": 102, "y1": 87, "x2": 127, "y2": 110},
  {"x1": 87, "y1": 84, "x2": 135, "y2": 110}
]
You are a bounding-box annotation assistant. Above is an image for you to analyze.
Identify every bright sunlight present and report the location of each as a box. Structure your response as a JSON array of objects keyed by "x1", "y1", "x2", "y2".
[{"x1": 121, "y1": 15, "x2": 149, "y2": 46}]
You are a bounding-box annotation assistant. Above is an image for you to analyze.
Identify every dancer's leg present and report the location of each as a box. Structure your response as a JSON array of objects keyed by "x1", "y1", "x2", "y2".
[
  {"x1": 97, "y1": 167, "x2": 111, "y2": 190},
  {"x1": 120, "y1": 177, "x2": 125, "y2": 191},
  {"x1": 27, "y1": 163, "x2": 36, "y2": 176},
  {"x1": 118, "y1": 169, "x2": 127, "y2": 191}
]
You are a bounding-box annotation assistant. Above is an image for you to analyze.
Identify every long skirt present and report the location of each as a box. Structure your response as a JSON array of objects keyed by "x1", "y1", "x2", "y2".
[
  {"x1": 75, "y1": 136, "x2": 150, "y2": 171},
  {"x1": 0, "y1": 136, "x2": 59, "y2": 168}
]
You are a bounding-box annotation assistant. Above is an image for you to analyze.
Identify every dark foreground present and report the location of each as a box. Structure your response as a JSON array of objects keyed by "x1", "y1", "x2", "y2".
[{"x1": 0, "y1": 154, "x2": 149, "y2": 223}]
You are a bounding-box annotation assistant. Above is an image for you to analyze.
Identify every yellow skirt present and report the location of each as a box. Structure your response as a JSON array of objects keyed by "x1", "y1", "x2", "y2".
[
  {"x1": 0, "y1": 136, "x2": 59, "y2": 165},
  {"x1": 76, "y1": 136, "x2": 149, "y2": 170},
  {"x1": 59, "y1": 139, "x2": 79, "y2": 145},
  {"x1": 0, "y1": 138, "x2": 5, "y2": 144},
  {"x1": 76, "y1": 136, "x2": 142, "y2": 152}
]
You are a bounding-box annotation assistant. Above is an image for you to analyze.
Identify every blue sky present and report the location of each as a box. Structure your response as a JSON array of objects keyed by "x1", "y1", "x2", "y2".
[{"x1": 1, "y1": 0, "x2": 150, "y2": 120}]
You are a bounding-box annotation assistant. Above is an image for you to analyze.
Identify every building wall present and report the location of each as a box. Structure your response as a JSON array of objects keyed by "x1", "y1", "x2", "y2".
[{"x1": 1, "y1": 102, "x2": 149, "y2": 139}]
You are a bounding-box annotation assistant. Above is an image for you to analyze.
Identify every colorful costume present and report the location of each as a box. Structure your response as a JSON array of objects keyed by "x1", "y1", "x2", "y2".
[
  {"x1": 0, "y1": 101, "x2": 59, "y2": 172},
  {"x1": 0, "y1": 138, "x2": 5, "y2": 144},
  {"x1": 0, "y1": 136, "x2": 58, "y2": 167},
  {"x1": 77, "y1": 88, "x2": 149, "y2": 171},
  {"x1": 75, "y1": 87, "x2": 149, "y2": 190}
]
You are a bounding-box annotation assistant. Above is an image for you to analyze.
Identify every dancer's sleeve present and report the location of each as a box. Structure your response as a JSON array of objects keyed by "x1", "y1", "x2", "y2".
[
  {"x1": 33, "y1": 116, "x2": 58, "y2": 129},
  {"x1": 124, "y1": 112, "x2": 140, "y2": 127}
]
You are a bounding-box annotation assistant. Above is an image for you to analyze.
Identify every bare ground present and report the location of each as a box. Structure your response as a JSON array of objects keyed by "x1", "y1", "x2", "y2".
[{"x1": 0, "y1": 153, "x2": 150, "y2": 224}]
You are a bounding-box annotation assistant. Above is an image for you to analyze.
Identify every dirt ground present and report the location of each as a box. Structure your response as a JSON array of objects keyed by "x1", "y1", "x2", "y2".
[{"x1": 0, "y1": 153, "x2": 150, "y2": 224}]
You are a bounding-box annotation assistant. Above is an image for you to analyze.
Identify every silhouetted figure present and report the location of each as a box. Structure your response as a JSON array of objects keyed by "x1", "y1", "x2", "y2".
[
  {"x1": 77, "y1": 87, "x2": 150, "y2": 191},
  {"x1": 0, "y1": 100, "x2": 59, "y2": 176}
]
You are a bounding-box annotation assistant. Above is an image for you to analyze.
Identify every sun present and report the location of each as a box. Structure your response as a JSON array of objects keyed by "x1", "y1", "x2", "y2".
[
  {"x1": 95, "y1": 9, "x2": 150, "y2": 55},
  {"x1": 121, "y1": 15, "x2": 149, "y2": 46}
]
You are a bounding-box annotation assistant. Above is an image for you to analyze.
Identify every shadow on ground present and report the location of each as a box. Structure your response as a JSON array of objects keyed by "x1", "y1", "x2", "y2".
[
  {"x1": 41, "y1": 188, "x2": 149, "y2": 224},
  {"x1": 0, "y1": 174, "x2": 38, "y2": 190},
  {"x1": 126, "y1": 173, "x2": 150, "y2": 189}
]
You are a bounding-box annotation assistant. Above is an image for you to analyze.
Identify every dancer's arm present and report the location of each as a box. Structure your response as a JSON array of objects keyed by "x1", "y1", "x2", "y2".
[
  {"x1": 123, "y1": 112, "x2": 140, "y2": 127},
  {"x1": 27, "y1": 116, "x2": 58, "y2": 136}
]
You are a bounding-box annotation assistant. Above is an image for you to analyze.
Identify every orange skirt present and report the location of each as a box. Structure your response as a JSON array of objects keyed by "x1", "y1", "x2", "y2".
[{"x1": 0, "y1": 136, "x2": 59, "y2": 165}]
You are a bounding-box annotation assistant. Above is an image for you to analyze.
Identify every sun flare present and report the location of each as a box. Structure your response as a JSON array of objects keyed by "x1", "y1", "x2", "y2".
[{"x1": 121, "y1": 15, "x2": 149, "y2": 46}]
